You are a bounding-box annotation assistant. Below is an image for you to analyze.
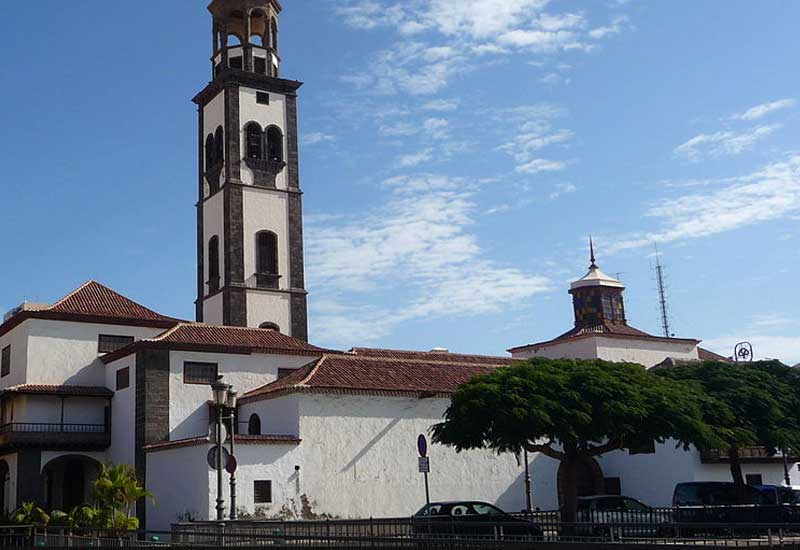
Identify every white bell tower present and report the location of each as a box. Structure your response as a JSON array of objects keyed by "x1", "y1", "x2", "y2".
[{"x1": 193, "y1": 0, "x2": 308, "y2": 341}]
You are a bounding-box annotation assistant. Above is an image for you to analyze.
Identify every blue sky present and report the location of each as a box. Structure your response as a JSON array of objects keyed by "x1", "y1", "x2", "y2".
[{"x1": 1, "y1": 1, "x2": 799, "y2": 362}]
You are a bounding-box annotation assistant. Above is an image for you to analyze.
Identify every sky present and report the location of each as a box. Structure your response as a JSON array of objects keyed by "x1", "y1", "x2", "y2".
[{"x1": 1, "y1": 1, "x2": 799, "y2": 363}]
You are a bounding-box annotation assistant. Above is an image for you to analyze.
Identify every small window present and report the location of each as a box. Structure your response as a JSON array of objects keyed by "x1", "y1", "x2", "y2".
[
  {"x1": 254, "y1": 57, "x2": 267, "y2": 75},
  {"x1": 254, "y1": 480, "x2": 272, "y2": 503},
  {"x1": 98, "y1": 335, "x2": 135, "y2": 354},
  {"x1": 266, "y1": 127, "x2": 283, "y2": 162},
  {"x1": 248, "y1": 414, "x2": 262, "y2": 435},
  {"x1": 256, "y1": 231, "x2": 279, "y2": 275},
  {"x1": 746, "y1": 474, "x2": 763, "y2": 486},
  {"x1": 230, "y1": 56, "x2": 243, "y2": 70},
  {"x1": 184, "y1": 362, "x2": 218, "y2": 385},
  {"x1": 256, "y1": 92, "x2": 269, "y2": 105},
  {"x1": 259, "y1": 322, "x2": 279, "y2": 331},
  {"x1": 277, "y1": 368, "x2": 294, "y2": 380},
  {"x1": 245, "y1": 122, "x2": 263, "y2": 159},
  {"x1": 1, "y1": 346, "x2": 10, "y2": 377},
  {"x1": 116, "y1": 367, "x2": 130, "y2": 391},
  {"x1": 208, "y1": 236, "x2": 220, "y2": 291}
]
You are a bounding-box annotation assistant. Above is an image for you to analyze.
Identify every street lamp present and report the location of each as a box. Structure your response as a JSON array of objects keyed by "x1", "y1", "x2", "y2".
[{"x1": 211, "y1": 376, "x2": 236, "y2": 521}]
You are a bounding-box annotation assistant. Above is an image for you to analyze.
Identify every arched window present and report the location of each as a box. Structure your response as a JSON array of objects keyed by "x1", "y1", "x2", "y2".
[
  {"x1": 208, "y1": 236, "x2": 220, "y2": 291},
  {"x1": 245, "y1": 122, "x2": 263, "y2": 159},
  {"x1": 214, "y1": 126, "x2": 224, "y2": 166},
  {"x1": 270, "y1": 17, "x2": 279, "y2": 51},
  {"x1": 266, "y1": 126, "x2": 283, "y2": 162},
  {"x1": 205, "y1": 134, "x2": 215, "y2": 172},
  {"x1": 226, "y1": 33, "x2": 242, "y2": 46},
  {"x1": 250, "y1": 10, "x2": 266, "y2": 45},
  {"x1": 256, "y1": 231, "x2": 278, "y2": 275},
  {"x1": 259, "y1": 322, "x2": 279, "y2": 331},
  {"x1": 248, "y1": 414, "x2": 262, "y2": 436}
]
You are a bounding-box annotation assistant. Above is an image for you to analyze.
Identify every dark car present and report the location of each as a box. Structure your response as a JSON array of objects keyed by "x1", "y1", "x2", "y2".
[
  {"x1": 672, "y1": 482, "x2": 797, "y2": 524},
  {"x1": 576, "y1": 495, "x2": 669, "y2": 537},
  {"x1": 412, "y1": 501, "x2": 542, "y2": 540}
]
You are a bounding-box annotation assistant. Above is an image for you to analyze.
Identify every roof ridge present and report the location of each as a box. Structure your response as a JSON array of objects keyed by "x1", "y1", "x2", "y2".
[
  {"x1": 297, "y1": 356, "x2": 325, "y2": 387},
  {"x1": 148, "y1": 322, "x2": 187, "y2": 342},
  {"x1": 47, "y1": 280, "x2": 95, "y2": 310},
  {"x1": 327, "y1": 352, "x2": 509, "y2": 367},
  {"x1": 351, "y1": 346, "x2": 508, "y2": 358}
]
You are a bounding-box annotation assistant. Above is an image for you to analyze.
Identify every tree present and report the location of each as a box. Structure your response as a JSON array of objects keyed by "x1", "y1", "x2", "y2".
[
  {"x1": 654, "y1": 360, "x2": 800, "y2": 488},
  {"x1": 93, "y1": 464, "x2": 152, "y2": 531},
  {"x1": 431, "y1": 358, "x2": 722, "y2": 521}
]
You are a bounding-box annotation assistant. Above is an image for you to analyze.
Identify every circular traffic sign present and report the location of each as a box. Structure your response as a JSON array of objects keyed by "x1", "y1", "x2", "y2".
[
  {"x1": 417, "y1": 434, "x2": 428, "y2": 457},
  {"x1": 225, "y1": 453, "x2": 238, "y2": 474},
  {"x1": 207, "y1": 445, "x2": 231, "y2": 470}
]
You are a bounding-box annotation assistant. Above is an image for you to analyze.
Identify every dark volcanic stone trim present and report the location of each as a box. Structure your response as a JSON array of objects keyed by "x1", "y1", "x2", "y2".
[
  {"x1": 193, "y1": 70, "x2": 302, "y2": 106},
  {"x1": 223, "y1": 286, "x2": 248, "y2": 327},
  {"x1": 135, "y1": 349, "x2": 170, "y2": 530},
  {"x1": 287, "y1": 193, "x2": 306, "y2": 291},
  {"x1": 16, "y1": 449, "x2": 42, "y2": 506},
  {"x1": 290, "y1": 294, "x2": 308, "y2": 342},
  {"x1": 197, "y1": 106, "x2": 205, "y2": 323},
  {"x1": 285, "y1": 95, "x2": 300, "y2": 190},
  {"x1": 224, "y1": 83, "x2": 241, "y2": 182}
]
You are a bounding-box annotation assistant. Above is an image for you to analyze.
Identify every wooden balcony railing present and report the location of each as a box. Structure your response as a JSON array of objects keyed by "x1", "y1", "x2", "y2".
[{"x1": 0, "y1": 422, "x2": 110, "y2": 451}]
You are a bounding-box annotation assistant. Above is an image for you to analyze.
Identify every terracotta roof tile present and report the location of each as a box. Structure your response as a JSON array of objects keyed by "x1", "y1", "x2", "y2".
[
  {"x1": 1, "y1": 384, "x2": 113, "y2": 398},
  {"x1": 697, "y1": 347, "x2": 731, "y2": 362},
  {"x1": 47, "y1": 281, "x2": 177, "y2": 323},
  {"x1": 349, "y1": 347, "x2": 514, "y2": 366},
  {"x1": 240, "y1": 354, "x2": 501, "y2": 402}
]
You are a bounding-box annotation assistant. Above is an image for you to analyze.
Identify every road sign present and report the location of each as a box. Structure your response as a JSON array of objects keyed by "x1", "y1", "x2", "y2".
[
  {"x1": 225, "y1": 453, "x2": 238, "y2": 474},
  {"x1": 418, "y1": 457, "x2": 430, "y2": 473},
  {"x1": 417, "y1": 434, "x2": 427, "y2": 457},
  {"x1": 210, "y1": 422, "x2": 229, "y2": 445},
  {"x1": 207, "y1": 445, "x2": 231, "y2": 470}
]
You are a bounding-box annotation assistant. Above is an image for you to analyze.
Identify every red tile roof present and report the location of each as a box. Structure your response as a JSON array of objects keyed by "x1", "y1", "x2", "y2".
[
  {"x1": 240, "y1": 353, "x2": 502, "y2": 402},
  {"x1": 697, "y1": 347, "x2": 731, "y2": 362},
  {"x1": 349, "y1": 347, "x2": 514, "y2": 366},
  {"x1": 0, "y1": 281, "x2": 180, "y2": 338},
  {"x1": 101, "y1": 322, "x2": 331, "y2": 363},
  {"x1": 508, "y1": 321, "x2": 700, "y2": 353},
  {"x1": 0, "y1": 384, "x2": 113, "y2": 398}
]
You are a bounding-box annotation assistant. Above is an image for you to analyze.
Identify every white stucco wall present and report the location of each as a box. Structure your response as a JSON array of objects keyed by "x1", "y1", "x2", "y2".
[
  {"x1": 202, "y1": 191, "x2": 225, "y2": 293},
  {"x1": 512, "y1": 337, "x2": 598, "y2": 361},
  {"x1": 245, "y1": 291, "x2": 291, "y2": 332},
  {"x1": 242, "y1": 190, "x2": 290, "y2": 286},
  {"x1": 595, "y1": 337, "x2": 699, "y2": 367},
  {"x1": 238, "y1": 88, "x2": 288, "y2": 190},
  {"x1": 202, "y1": 90, "x2": 226, "y2": 195},
  {"x1": 106, "y1": 357, "x2": 136, "y2": 467},
  {"x1": 16, "y1": 395, "x2": 106, "y2": 425},
  {"x1": 203, "y1": 293, "x2": 224, "y2": 326},
  {"x1": 0, "y1": 320, "x2": 31, "y2": 388},
  {"x1": 167, "y1": 351, "x2": 316, "y2": 441},
  {"x1": 294, "y1": 394, "x2": 543, "y2": 518},
  {"x1": 147, "y1": 445, "x2": 211, "y2": 531},
  {"x1": 25, "y1": 319, "x2": 159, "y2": 386},
  {"x1": 238, "y1": 394, "x2": 300, "y2": 437}
]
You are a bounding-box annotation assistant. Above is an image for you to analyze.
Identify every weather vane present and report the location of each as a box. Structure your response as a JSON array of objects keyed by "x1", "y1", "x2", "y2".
[{"x1": 734, "y1": 342, "x2": 753, "y2": 363}]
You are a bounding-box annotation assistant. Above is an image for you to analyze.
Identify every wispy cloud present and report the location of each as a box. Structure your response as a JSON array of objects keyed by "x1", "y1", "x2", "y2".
[
  {"x1": 516, "y1": 158, "x2": 566, "y2": 174},
  {"x1": 588, "y1": 15, "x2": 631, "y2": 39},
  {"x1": 733, "y1": 99, "x2": 795, "y2": 121},
  {"x1": 301, "y1": 132, "x2": 336, "y2": 146},
  {"x1": 702, "y1": 335, "x2": 800, "y2": 365},
  {"x1": 306, "y1": 173, "x2": 551, "y2": 346},
  {"x1": 674, "y1": 124, "x2": 781, "y2": 161},
  {"x1": 610, "y1": 154, "x2": 800, "y2": 252},
  {"x1": 397, "y1": 149, "x2": 434, "y2": 167},
  {"x1": 550, "y1": 182, "x2": 576, "y2": 199}
]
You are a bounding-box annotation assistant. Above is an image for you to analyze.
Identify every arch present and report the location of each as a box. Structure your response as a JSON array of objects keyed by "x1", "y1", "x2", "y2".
[
  {"x1": 259, "y1": 322, "x2": 279, "y2": 331},
  {"x1": 214, "y1": 126, "x2": 224, "y2": 166},
  {"x1": 0, "y1": 460, "x2": 8, "y2": 515},
  {"x1": 256, "y1": 231, "x2": 278, "y2": 275},
  {"x1": 226, "y1": 33, "x2": 243, "y2": 47},
  {"x1": 248, "y1": 414, "x2": 262, "y2": 435},
  {"x1": 208, "y1": 236, "x2": 220, "y2": 291},
  {"x1": 42, "y1": 454, "x2": 102, "y2": 512},
  {"x1": 270, "y1": 17, "x2": 279, "y2": 51},
  {"x1": 266, "y1": 126, "x2": 283, "y2": 163},
  {"x1": 205, "y1": 134, "x2": 215, "y2": 173},
  {"x1": 249, "y1": 9, "x2": 267, "y2": 45},
  {"x1": 245, "y1": 122, "x2": 263, "y2": 159}
]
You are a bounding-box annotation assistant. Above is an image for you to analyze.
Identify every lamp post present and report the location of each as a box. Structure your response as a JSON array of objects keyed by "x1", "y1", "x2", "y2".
[
  {"x1": 211, "y1": 376, "x2": 233, "y2": 521},
  {"x1": 226, "y1": 389, "x2": 238, "y2": 520}
]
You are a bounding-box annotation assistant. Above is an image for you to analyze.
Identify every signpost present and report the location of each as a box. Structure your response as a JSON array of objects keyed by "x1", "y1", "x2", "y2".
[{"x1": 417, "y1": 434, "x2": 430, "y2": 505}]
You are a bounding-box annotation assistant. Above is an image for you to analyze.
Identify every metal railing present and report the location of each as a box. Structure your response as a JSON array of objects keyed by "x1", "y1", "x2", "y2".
[{"x1": 0, "y1": 422, "x2": 107, "y2": 433}]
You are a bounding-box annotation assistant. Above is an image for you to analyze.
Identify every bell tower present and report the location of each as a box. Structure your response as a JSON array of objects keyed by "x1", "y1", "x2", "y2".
[
  {"x1": 569, "y1": 239, "x2": 627, "y2": 329},
  {"x1": 193, "y1": 0, "x2": 308, "y2": 341}
]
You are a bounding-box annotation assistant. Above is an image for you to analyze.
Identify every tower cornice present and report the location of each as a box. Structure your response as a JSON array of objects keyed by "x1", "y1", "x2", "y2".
[{"x1": 193, "y1": 70, "x2": 302, "y2": 106}]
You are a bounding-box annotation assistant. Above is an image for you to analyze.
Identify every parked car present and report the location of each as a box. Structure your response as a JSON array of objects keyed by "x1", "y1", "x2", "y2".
[
  {"x1": 575, "y1": 495, "x2": 669, "y2": 538},
  {"x1": 412, "y1": 501, "x2": 542, "y2": 540},
  {"x1": 672, "y1": 482, "x2": 799, "y2": 524}
]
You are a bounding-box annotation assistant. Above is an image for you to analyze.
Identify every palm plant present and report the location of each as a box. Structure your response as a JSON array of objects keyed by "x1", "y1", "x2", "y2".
[
  {"x1": 12, "y1": 502, "x2": 50, "y2": 526},
  {"x1": 92, "y1": 464, "x2": 152, "y2": 531}
]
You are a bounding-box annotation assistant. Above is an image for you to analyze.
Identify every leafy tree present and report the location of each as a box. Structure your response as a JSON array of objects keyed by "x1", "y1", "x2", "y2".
[
  {"x1": 93, "y1": 463, "x2": 152, "y2": 531},
  {"x1": 655, "y1": 360, "x2": 800, "y2": 487},
  {"x1": 431, "y1": 358, "x2": 722, "y2": 521}
]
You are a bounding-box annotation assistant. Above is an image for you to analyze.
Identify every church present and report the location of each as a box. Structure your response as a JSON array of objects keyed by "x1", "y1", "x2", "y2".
[{"x1": 0, "y1": 0, "x2": 795, "y2": 531}]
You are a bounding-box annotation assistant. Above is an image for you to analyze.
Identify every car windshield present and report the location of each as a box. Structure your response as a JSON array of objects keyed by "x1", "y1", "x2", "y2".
[
  {"x1": 418, "y1": 503, "x2": 506, "y2": 517},
  {"x1": 472, "y1": 503, "x2": 505, "y2": 515},
  {"x1": 675, "y1": 483, "x2": 766, "y2": 506}
]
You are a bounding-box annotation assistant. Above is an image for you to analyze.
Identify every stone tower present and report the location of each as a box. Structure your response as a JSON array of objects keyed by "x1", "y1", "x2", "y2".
[
  {"x1": 193, "y1": 0, "x2": 308, "y2": 340},
  {"x1": 569, "y1": 240, "x2": 626, "y2": 329}
]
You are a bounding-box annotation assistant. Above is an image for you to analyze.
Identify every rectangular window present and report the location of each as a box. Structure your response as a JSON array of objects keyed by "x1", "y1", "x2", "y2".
[
  {"x1": 254, "y1": 58, "x2": 267, "y2": 76},
  {"x1": 745, "y1": 474, "x2": 763, "y2": 485},
  {"x1": 184, "y1": 362, "x2": 218, "y2": 385},
  {"x1": 254, "y1": 480, "x2": 272, "y2": 504},
  {"x1": 98, "y1": 334, "x2": 135, "y2": 354},
  {"x1": 277, "y1": 368, "x2": 294, "y2": 380},
  {"x1": 116, "y1": 367, "x2": 130, "y2": 391},
  {"x1": 256, "y1": 92, "x2": 270, "y2": 105},
  {"x1": 1, "y1": 346, "x2": 9, "y2": 377}
]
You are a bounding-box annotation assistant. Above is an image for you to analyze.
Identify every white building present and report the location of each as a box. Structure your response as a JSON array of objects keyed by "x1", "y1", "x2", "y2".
[{"x1": 0, "y1": 0, "x2": 795, "y2": 532}]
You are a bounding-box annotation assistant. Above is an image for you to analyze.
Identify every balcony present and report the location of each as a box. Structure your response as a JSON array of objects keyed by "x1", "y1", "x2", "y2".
[
  {"x1": 0, "y1": 422, "x2": 110, "y2": 452},
  {"x1": 700, "y1": 447, "x2": 800, "y2": 464}
]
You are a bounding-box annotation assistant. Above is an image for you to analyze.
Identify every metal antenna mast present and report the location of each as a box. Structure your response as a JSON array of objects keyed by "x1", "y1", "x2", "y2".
[{"x1": 654, "y1": 245, "x2": 671, "y2": 338}]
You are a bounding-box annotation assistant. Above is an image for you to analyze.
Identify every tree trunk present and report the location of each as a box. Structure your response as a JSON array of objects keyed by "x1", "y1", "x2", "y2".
[
  {"x1": 728, "y1": 447, "x2": 745, "y2": 486},
  {"x1": 559, "y1": 455, "x2": 579, "y2": 523}
]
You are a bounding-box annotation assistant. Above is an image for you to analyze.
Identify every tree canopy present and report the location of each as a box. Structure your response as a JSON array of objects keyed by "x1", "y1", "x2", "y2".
[{"x1": 654, "y1": 360, "x2": 800, "y2": 485}]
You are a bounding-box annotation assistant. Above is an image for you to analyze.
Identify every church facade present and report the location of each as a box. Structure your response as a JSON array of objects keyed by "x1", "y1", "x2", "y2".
[{"x1": 0, "y1": 0, "x2": 795, "y2": 532}]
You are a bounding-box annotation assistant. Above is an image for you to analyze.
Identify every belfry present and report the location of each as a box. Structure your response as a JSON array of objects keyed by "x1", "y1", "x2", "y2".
[{"x1": 193, "y1": 0, "x2": 308, "y2": 340}]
